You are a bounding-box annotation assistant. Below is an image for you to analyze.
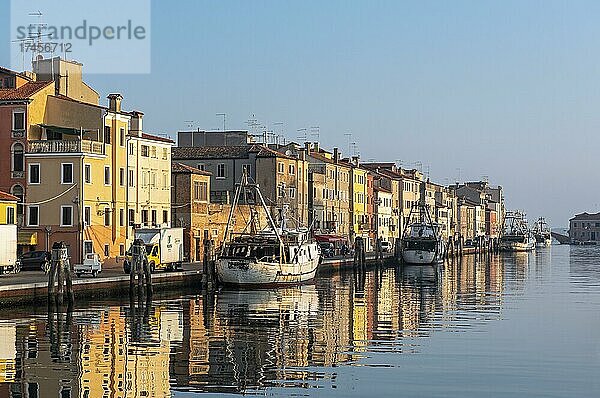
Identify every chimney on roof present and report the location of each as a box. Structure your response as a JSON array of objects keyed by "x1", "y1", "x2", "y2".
[
  {"x1": 107, "y1": 93, "x2": 123, "y2": 112},
  {"x1": 351, "y1": 155, "x2": 359, "y2": 166},
  {"x1": 130, "y1": 110, "x2": 144, "y2": 137},
  {"x1": 333, "y1": 147, "x2": 340, "y2": 164},
  {"x1": 304, "y1": 141, "x2": 311, "y2": 154},
  {"x1": 299, "y1": 148, "x2": 306, "y2": 161},
  {"x1": 314, "y1": 141, "x2": 320, "y2": 152}
]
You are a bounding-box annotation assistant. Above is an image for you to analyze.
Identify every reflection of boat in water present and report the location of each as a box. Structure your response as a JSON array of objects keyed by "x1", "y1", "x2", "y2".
[
  {"x1": 401, "y1": 264, "x2": 439, "y2": 285},
  {"x1": 216, "y1": 284, "x2": 319, "y2": 316},
  {"x1": 532, "y1": 217, "x2": 552, "y2": 247},
  {"x1": 500, "y1": 211, "x2": 535, "y2": 252},
  {"x1": 400, "y1": 203, "x2": 445, "y2": 264},
  {"x1": 217, "y1": 174, "x2": 320, "y2": 286}
]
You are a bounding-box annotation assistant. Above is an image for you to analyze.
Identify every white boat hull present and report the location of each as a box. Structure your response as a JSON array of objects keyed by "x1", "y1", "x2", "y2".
[
  {"x1": 216, "y1": 257, "x2": 319, "y2": 286},
  {"x1": 401, "y1": 249, "x2": 443, "y2": 264},
  {"x1": 499, "y1": 240, "x2": 536, "y2": 252}
]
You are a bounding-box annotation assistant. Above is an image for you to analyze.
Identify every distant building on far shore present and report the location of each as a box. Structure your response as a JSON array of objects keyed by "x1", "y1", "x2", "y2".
[{"x1": 569, "y1": 212, "x2": 600, "y2": 243}]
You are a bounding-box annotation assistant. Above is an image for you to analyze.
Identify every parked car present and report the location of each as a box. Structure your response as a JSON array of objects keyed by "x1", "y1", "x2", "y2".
[
  {"x1": 17, "y1": 251, "x2": 51, "y2": 272},
  {"x1": 74, "y1": 253, "x2": 102, "y2": 277}
]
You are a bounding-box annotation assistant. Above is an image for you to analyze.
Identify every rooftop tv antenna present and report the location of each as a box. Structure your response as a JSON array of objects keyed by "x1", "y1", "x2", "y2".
[
  {"x1": 12, "y1": 11, "x2": 53, "y2": 71},
  {"x1": 310, "y1": 126, "x2": 320, "y2": 141},
  {"x1": 297, "y1": 128, "x2": 307, "y2": 142},
  {"x1": 216, "y1": 113, "x2": 226, "y2": 131},
  {"x1": 344, "y1": 132, "x2": 352, "y2": 156}
]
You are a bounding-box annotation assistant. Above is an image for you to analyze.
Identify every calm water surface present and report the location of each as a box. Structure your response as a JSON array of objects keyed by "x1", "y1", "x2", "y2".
[{"x1": 0, "y1": 245, "x2": 599, "y2": 397}]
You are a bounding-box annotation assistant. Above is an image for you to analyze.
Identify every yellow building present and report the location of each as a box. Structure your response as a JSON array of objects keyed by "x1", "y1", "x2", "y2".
[
  {"x1": 0, "y1": 191, "x2": 17, "y2": 225},
  {"x1": 349, "y1": 160, "x2": 369, "y2": 246}
]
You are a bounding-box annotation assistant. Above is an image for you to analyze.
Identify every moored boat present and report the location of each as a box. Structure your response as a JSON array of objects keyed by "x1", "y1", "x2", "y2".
[
  {"x1": 400, "y1": 203, "x2": 445, "y2": 264},
  {"x1": 532, "y1": 217, "x2": 552, "y2": 247},
  {"x1": 499, "y1": 211, "x2": 535, "y2": 252},
  {"x1": 216, "y1": 174, "x2": 320, "y2": 286}
]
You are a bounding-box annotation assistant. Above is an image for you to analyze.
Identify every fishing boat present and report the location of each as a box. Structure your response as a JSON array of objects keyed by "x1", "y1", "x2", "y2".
[
  {"x1": 531, "y1": 217, "x2": 552, "y2": 247},
  {"x1": 216, "y1": 174, "x2": 320, "y2": 286},
  {"x1": 499, "y1": 210, "x2": 536, "y2": 252},
  {"x1": 400, "y1": 203, "x2": 445, "y2": 264}
]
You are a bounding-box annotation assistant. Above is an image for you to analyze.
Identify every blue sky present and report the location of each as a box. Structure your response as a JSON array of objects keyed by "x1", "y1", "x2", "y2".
[{"x1": 2, "y1": 0, "x2": 600, "y2": 227}]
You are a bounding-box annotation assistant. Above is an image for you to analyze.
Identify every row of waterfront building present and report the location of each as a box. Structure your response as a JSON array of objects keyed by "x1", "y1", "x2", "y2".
[{"x1": 0, "y1": 57, "x2": 505, "y2": 267}]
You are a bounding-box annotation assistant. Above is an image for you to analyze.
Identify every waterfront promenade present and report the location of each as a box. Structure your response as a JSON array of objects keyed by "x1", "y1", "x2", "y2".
[{"x1": 0, "y1": 253, "x2": 394, "y2": 306}]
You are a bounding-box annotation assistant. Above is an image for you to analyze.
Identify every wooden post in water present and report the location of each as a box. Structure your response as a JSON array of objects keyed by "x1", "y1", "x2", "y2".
[
  {"x1": 48, "y1": 253, "x2": 57, "y2": 300},
  {"x1": 128, "y1": 239, "x2": 151, "y2": 296},
  {"x1": 353, "y1": 237, "x2": 366, "y2": 269},
  {"x1": 203, "y1": 230, "x2": 217, "y2": 287},
  {"x1": 142, "y1": 250, "x2": 153, "y2": 296},
  {"x1": 48, "y1": 242, "x2": 74, "y2": 305}
]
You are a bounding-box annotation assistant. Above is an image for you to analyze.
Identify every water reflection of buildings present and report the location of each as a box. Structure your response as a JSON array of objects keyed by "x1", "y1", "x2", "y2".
[
  {"x1": 79, "y1": 305, "x2": 182, "y2": 398},
  {"x1": 0, "y1": 254, "x2": 522, "y2": 396}
]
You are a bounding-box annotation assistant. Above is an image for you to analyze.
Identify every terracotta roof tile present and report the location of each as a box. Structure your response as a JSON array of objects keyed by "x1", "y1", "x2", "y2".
[
  {"x1": 172, "y1": 162, "x2": 212, "y2": 175},
  {"x1": 172, "y1": 144, "x2": 295, "y2": 160},
  {"x1": 0, "y1": 191, "x2": 18, "y2": 202},
  {"x1": 172, "y1": 146, "x2": 252, "y2": 160},
  {"x1": 141, "y1": 133, "x2": 175, "y2": 144},
  {"x1": 570, "y1": 212, "x2": 600, "y2": 221},
  {"x1": 0, "y1": 81, "x2": 53, "y2": 101}
]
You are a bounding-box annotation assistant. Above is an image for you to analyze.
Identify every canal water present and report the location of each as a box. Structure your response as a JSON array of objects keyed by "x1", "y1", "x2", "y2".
[{"x1": 0, "y1": 245, "x2": 598, "y2": 397}]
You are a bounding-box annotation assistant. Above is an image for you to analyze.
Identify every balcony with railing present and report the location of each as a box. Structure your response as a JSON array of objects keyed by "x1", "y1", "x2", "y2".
[{"x1": 28, "y1": 139, "x2": 105, "y2": 155}]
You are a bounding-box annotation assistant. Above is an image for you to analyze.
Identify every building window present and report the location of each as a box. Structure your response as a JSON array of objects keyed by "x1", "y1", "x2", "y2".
[
  {"x1": 197, "y1": 163, "x2": 205, "y2": 171},
  {"x1": 61, "y1": 163, "x2": 73, "y2": 184},
  {"x1": 128, "y1": 209, "x2": 135, "y2": 226},
  {"x1": 84, "y1": 164, "x2": 91, "y2": 183},
  {"x1": 129, "y1": 142, "x2": 134, "y2": 155},
  {"x1": 84, "y1": 241, "x2": 93, "y2": 255},
  {"x1": 242, "y1": 164, "x2": 251, "y2": 176},
  {"x1": 104, "y1": 244, "x2": 110, "y2": 257},
  {"x1": 11, "y1": 185, "x2": 24, "y2": 218},
  {"x1": 217, "y1": 163, "x2": 226, "y2": 179},
  {"x1": 104, "y1": 207, "x2": 110, "y2": 226},
  {"x1": 29, "y1": 163, "x2": 40, "y2": 184},
  {"x1": 12, "y1": 143, "x2": 24, "y2": 172},
  {"x1": 289, "y1": 187, "x2": 296, "y2": 198},
  {"x1": 84, "y1": 206, "x2": 91, "y2": 226},
  {"x1": 119, "y1": 244, "x2": 125, "y2": 256},
  {"x1": 119, "y1": 208, "x2": 124, "y2": 227},
  {"x1": 28, "y1": 206, "x2": 39, "y2": 226},
  {"x1": 12, "y1": 111, "x2": 25, "y2": 131},
  {"x1": 193, "y1": 181, "x2": 208, "y2": 201},
  {"x1": 289, "y1": 164, "x2": 295, "y2": 175},
  {"x1": 162, "y1": 148, "x2": 168, "y2": 160},
  {"x1": 141, "y1": 145, "x2": 149, "y2": 157},
  {"x1": 6, "y1": 207, "x2": 15, "y2": 224},
  {"x1": 104, "y1": 126, "x2": 111, "y2": 144},
  {"x1": 278, "y1": 162, "x2": 284, "y2": 173},
  {"x1": 141, "y1": 210, "x2": 148, "y2": 225},
  {"x1": 119, "y1": 168, "x2": 125, "y2": 186},
  {"x1": 128, "y1": 169, "x2": 134, "y2": 187},
  {"x1": 104, "y1": 166, "x2": 110, "y2": 185},
  {"x1": 61, "y1": 206, "x2": 73, "y2": 227},
  {"x1": 163, "y1": 210, "x2": 168, "y2": 224},
  {"x1": 151, "y1": 146, "x2": 157, "y2": 158},
  {"x1": 120, "y1": 128, "x2": 125, "y2": 146},
  {"x1": 151, "y1": 210, "x2": 157, "y2": 225}
]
